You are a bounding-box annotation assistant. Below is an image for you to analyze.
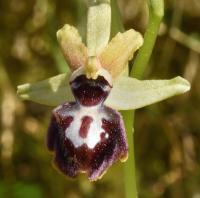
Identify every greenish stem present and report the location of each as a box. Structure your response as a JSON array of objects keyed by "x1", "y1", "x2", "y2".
[
  {"x1": 124, "y1": 1, "x2": 163, "y2": 198},
  {"x1": 111, "y1": 0, "x2": 164, "y2": 198},
  {"x1": 131, "y1": 0, "x2": 164, "y2": 79},
  {"x1": 121, "y1": 111, "x2": 137, "y2": 198},
  {"x1": 110, "y1": 1, "x2": 137, "y2": 198}
]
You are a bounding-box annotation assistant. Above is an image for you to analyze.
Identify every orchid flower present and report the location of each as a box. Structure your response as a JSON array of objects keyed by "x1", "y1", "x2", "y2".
[{"x1": 17, "y1": 1, "x2": 190, "y2": 181}]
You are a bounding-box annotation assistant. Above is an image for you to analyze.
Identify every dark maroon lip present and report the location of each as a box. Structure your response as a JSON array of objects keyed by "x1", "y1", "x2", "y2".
[
  {"x1": 70, "y1": 74, "x2": 112, "y2": 106},
  {"x1": 47, "y1": 102, "x2": 128, "y2": 181},
  {"x1": 46, "y1": 72, "x2": 128, "y2": 180}
]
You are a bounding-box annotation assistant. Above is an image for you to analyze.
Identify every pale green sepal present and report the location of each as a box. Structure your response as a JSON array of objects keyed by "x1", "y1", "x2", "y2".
[
  {"x1": 87, "y1": 3, "x2": 111, "y2": 56},
  {"x1": 17, "y1": 73, "x2": 74, "y2": 106},
  {"x1": 105, "y1": 76, "x2": 190, "y2": 110}
]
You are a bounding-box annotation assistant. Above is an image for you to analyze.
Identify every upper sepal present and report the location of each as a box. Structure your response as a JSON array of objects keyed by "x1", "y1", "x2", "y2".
[{"x1": 87, "y1": 2, "x2": 111, "y2": 56}]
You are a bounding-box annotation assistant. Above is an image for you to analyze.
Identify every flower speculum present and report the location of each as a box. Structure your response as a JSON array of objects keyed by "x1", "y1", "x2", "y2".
[{"x1": 47, "y1": 71, "x2": 128, "y2": 181}]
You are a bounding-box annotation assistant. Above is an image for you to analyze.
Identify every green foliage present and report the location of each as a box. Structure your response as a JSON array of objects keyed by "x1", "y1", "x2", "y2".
[
  {"x1": 13, "y1": 183, "x2": 43, "y2": 198},
  {"x1": 0, "y1": 182, "x2": 43, "y2": 198}
]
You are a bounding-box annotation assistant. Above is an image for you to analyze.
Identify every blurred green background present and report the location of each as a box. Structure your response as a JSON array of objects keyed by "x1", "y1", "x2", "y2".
[{"x1": 0, "y1": 0, "x2": 200, "y2": 197}]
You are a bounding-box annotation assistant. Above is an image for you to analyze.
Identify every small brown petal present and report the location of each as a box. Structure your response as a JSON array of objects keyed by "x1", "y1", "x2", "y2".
[
  {"x1": 99, "y1": 29, "x2": 143, "y2": 79},
  {"x1": 57, "y1": 24, "x2": 88, "y2": 71}
]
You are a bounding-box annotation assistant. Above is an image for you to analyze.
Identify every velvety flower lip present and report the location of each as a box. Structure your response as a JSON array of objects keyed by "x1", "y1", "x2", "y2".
[{"x1": 47, "y1": 74, "x2": 128, "y2": 181}]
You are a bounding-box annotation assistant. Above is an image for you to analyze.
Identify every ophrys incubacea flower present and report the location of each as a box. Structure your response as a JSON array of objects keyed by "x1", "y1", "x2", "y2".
[{"x1": 17, "y1": 1, "x2": 190, "y2": 181}]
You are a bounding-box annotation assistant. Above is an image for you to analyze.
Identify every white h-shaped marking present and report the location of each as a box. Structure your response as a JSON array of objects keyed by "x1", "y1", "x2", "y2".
[{"x1": 64, "y1": 105, "x2": 109, "y2": 149}]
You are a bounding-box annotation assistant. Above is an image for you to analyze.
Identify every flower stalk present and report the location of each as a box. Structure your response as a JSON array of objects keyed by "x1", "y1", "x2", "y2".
[
  {"x1": 110, "y1": 1, "x2": 138, "y2": 197},
  {"x1": 113, "y1": 0, "x2": 164, "y2": 197}
]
